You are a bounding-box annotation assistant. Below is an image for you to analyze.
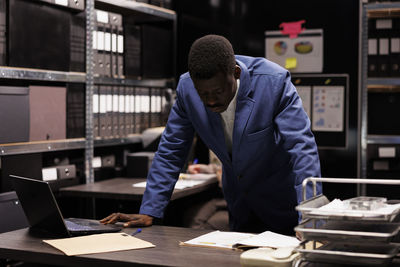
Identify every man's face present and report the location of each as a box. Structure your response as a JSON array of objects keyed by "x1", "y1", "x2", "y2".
[{"x1": 193, "y1": 66, "x2": 241, "y2": 113}]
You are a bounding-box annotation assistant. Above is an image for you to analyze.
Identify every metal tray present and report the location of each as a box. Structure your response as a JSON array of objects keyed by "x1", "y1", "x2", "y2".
[
  {"x1": 295, "y1": 219, "x2": 400, "y2": 243},
  {"x1": 296, "y1": 242, "x2": 399, "y2": 266},
  {"x1": 296, "y1": 195, "x2": 400, "y2": 222}
]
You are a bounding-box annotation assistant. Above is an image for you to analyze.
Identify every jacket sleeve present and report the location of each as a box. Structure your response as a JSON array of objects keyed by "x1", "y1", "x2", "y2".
[
  {"x1": 139, "y1": 80, "x2": 195, "y2": 218},
  {"x1": 273, "y1": 71, "x2": 322, "y2": 206}
]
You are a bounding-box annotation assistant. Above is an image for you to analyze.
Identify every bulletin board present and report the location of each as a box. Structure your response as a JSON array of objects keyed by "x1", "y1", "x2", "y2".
[{"x1": 291, "y1": 74, "x2": 349, "y2": 149}]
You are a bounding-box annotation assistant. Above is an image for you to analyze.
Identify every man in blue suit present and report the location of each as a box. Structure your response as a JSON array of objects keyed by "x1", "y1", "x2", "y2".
[{"x1": 101, "y1": 35, "x2": 321, "y2": 235}]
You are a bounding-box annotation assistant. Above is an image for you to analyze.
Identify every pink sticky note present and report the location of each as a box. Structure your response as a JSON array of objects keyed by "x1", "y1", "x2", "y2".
[{"x1": 279, "y1": 20, "x2": 306, "y2": 38}]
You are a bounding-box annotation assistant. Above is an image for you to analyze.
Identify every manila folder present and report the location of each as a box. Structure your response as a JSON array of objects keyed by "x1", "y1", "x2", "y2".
[{"x1": 43, "y1": 232, "x2": 155, "y2": 256}]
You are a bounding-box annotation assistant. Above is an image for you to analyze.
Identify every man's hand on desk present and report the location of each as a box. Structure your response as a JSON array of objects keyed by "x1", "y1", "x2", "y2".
[
  {"x1": 188, "y1": 163, "x2": 218, "y2": 174},
  {"x1": 189, "y1": 163, "x2": 222, "y2": 188},
  {"x1": 100, "y1": 213, "x2": 153, "y2": 227}
]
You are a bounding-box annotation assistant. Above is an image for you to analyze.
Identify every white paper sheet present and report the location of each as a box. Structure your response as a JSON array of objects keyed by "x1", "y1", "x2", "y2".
[
  {"x1": 183, "y1": 231, "x2": 255, "y2": 249},
  {"x1": 132, "y1": 179, "x2": 207, "y2": 190},
  {"x1": 310, "y1": 199, "x2": 400, "y2": 217},
  {"x1": 182, "y1": 230, "x2": 299, "y2": 249}
]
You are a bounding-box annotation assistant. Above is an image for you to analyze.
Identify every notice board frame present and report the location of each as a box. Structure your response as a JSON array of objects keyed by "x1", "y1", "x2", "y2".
[{"x1": 291, "y1": 73, "x2": 349, "y2": 150}]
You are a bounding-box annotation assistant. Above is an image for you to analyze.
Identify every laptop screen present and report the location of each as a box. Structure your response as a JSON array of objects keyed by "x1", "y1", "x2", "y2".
[
  {"x1": 9, "y1": 175, "x2": 70, "y2": 237},
  {"x1": 0, "y1": 191, "x2": 29, "y2": 233}
]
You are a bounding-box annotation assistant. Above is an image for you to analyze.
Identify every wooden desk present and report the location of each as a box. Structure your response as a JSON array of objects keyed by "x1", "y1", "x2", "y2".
[
  {"x1": 58, "y1": 177, "x2": 219, "y2": 222},
  {"x1": 59, "y1": 177, "x2": 218, "y2": 201},
  {"x1": 0, "y1": 225, "x2": 241, "y2": 267}
]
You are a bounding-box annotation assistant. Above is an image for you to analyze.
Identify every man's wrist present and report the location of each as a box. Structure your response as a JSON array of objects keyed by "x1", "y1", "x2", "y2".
[{"x1": 210, "y1": 163, "x2": 222, "y2": 174}]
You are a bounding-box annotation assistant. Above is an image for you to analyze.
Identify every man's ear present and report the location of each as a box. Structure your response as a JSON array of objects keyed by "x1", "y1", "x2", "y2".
[{"x1": 234, "y1": 65, "x2": 241, "y2": 79}]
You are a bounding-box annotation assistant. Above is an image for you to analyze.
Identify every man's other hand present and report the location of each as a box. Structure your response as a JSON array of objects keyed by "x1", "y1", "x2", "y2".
[
  {"x1": 188, "y1": 163, "x2": 215, "y2": 174},
  {"x1": 100, "y1": 213, "x2": 153, "y2": 227}
]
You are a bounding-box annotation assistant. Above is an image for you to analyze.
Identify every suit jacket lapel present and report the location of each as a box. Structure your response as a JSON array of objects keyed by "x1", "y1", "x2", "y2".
[
  {"x1": 232, "y1": 98, "x2": 254, "y2": 163},
  {"x1": 232, "y1": 59, "x2": 255, "y2": 168},
  {"x1": 205, "y1": 108, "x2": 232, "y2": 166}
]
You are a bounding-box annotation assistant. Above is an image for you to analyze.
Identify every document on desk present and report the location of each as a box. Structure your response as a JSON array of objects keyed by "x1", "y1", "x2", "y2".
[
  {"x1": 43, "y1": 233, "x2": 155, "y2": 256},
  {"x1": 178, "y1": 173, "x2": 216, "y2": 180},
  {"x1": 181, "y1": 230, "x2": 299, "y2": 250},
  {"x1": 133, "y1": 173, "x2": 216, "y2": 190}
]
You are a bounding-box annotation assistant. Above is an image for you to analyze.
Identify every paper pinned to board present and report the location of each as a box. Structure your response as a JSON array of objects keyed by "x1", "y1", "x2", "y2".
[
  {"x1": 43, "y1": 232, "x2": 155, "y2": 256},
  {"x1": 279, "y1": 20, "x2": 305, "y2": 38},
  {"x1": 285, "y1": 57, "x2": 297, "y2": 69}
]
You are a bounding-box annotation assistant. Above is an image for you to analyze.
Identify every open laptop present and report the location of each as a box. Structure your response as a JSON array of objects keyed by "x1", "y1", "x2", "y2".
[{"x1": 9, "y1": 175, "x2": 121, "y2": 237}]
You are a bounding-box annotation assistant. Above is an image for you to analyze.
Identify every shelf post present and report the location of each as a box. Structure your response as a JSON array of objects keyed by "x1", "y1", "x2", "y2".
[{"x1": 85, "y1": 0, "x2": 95, "y2": 184}]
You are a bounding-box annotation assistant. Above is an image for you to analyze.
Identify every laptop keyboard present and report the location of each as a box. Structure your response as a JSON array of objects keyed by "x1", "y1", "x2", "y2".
[{"x1": 64, "y1": 220, "x2": 96, "y2": 231}]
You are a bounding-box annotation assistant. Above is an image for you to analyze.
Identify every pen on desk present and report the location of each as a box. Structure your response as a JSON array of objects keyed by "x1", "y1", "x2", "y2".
[
  {"x1": 185, "y1": 158, "x2": 199, "y2": 175},
  {"x1": 131, "y1": 228, "x2": 142, "y2": 236}
]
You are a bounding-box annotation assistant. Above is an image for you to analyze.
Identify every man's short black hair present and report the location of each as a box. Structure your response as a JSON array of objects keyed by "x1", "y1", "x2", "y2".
[{"x1": 188, "y1": 34, "x2": 236, "y2": 80}]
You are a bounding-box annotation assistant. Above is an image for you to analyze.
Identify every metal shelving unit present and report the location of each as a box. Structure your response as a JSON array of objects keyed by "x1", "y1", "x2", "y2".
[
  {"x1": 94, "y1": 134, "x2": 142, "y2": 148},
  {"x1": 367, "y1": 135, "x2": 400, "y2": 144},
  {"x1": 0, "y1": 139, "x2": 86, "y2": 156},
  {"x1": 0, "y1": 0, "x2": 176, "y2": 185},
  {"x1": 367, "y1": 77, "x2": 400, "y2": 86},
  {"x1": 0, "y1": 67, "x2": 86, "y2": 83},
  {"x1": 94, "y1": 77, "x2": 174, "y2": 87},
  {"x1": 85, "y1": 0, "x2": 96, "y2": 183},
  {"x1": 84, "y1": 0, "x2": 176, "y2": 183},
  {"x1": 359, "y1": 1, "x2": 400, "y2": 195},
  {"x1": 95, "y1": 0, "x2": 176, "y2": 21},
  {"x1": 0, "y1": 135, "x2": 143, "y2": 156}
]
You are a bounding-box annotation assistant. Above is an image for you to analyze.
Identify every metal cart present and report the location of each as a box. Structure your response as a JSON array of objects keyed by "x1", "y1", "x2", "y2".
[{"x1": 293, "y1": 177, "x2": 400, "y2": 267}]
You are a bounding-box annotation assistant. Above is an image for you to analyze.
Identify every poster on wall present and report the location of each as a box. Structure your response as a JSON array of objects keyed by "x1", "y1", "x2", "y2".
[
  {"x1": 265, "y1": 29, "x2": 323, "y2": 73},
  {"x1": 312, "y1": 86, "x2": 344, "y2": 132},
  {"x1": 291, "y1": 74, "x2": 348, "y2": 149},
  {"x1": 296, "y1": 86, "x2": 312, "y2": 119}
]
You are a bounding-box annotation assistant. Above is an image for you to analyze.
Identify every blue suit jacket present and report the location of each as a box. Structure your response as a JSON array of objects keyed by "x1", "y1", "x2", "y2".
[{"x1": 140, "y1": 55, "x2": 321, "y2": 233}]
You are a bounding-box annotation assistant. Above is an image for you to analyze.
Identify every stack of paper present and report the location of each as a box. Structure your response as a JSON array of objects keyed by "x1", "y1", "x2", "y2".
[
  {"x1": 310, "y1": 199, "x2": 400, "y2": 217},
  {"x1": 181, "y1": 230, "x2": 299, "y2": 250}
]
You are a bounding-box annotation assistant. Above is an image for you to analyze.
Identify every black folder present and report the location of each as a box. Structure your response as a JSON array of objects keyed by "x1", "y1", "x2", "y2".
[
  {"x1": 93, "y1": 85, "x2": 100, "y2": 139},
  {"x1": 141, "y1": 24, "x2": 173, "y2": 78},
  {"x1": 0, "y1": 86, "x2": 30, "y2": 144},
  {"x1": 109, "y1": 12, "x2": 123, "y2": 78},
  {"x1": 8, "y1": 0, "x2": 84, "y2": 71},
  {"x1": 118, "y1": 86, "x2": 126, "y2": 137},
  {"x1": 368, "y1": 18, "x2": 379, "y2": 77},
  {"x1": 376, "y1": 18, "x2": 392, "y2": 77},
  {"x1": 112, "y1": 85, "x2": 120, "y2": 138},
  {"x1": 125, "y1": 22, "x2": 142, "y2": 78},
  {"x1": 390, "y1": 18, "x2": 400, "y2": 77},
  {"x1": 0, "y1": 0, "x2": 6, "y2": 66}
]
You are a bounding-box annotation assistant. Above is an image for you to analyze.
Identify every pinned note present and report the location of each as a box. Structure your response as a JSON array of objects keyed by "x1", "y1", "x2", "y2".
[
  {"x1": 280, "y1": 20, "x2": 305, "y2": 38},
  {"x1": 285, "y1": 57, "x2": 297, "y2": 69}
]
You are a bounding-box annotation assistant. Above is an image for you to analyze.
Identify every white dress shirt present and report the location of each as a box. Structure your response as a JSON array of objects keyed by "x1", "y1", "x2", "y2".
[{"x1": 220, "y1": 79, "x2": 240, "y2": 156}]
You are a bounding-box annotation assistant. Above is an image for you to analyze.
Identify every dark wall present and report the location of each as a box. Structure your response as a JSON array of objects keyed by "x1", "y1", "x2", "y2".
[
  {"x1": 238, "y1": 0, "x2": 360, "y2": 199},
  {"x1": 173, "y1": 0, "x2": 360, "y2": 199},
  {"x1": 173, "y1": 0, "x2": 239, "y2": 76}
]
